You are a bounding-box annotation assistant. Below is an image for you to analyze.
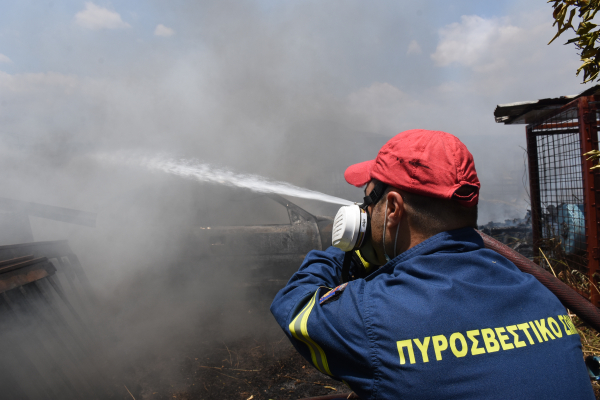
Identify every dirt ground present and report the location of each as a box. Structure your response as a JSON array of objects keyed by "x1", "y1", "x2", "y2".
[
  {"x1": 107, "y1": 298, "x2": 349, "y2": 400},
  {"x1": 169, "y1": 335, "x2": 348, "y2": 400},
  {"x1": 122, "y1": 335, "x2": 348, "y2": 400}
]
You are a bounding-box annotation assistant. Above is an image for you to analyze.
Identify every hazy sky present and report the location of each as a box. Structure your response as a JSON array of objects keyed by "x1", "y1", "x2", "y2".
[{"x1": 0, "y1": 0, "x2": 590, "y2": 224}]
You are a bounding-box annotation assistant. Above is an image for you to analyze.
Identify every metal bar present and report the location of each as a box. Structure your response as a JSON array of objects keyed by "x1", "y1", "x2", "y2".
[
  {"x1": 0, "y1": 240, "x2": 72, "y2": 261},
  {"x1": 526, "y1": 125, "x2": 542, "y2": 262},
  {"x1": 0, "y1": 257, "x2": 47, "y2": 274},
  {"x1": 0, "y1": 255, "x2": 34, "y2": 268},
  {"x1": 579, "y1": 97, "x2": 600, "y2": 307},
  {"x1": 531, "y1": 128, "x2": 580, "y2": 135},
  {"x1": 0, "y1": 262, "x2": 56, "y2": 294}
]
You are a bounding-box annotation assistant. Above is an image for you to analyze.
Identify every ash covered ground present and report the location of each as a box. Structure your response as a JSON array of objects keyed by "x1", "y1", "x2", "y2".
[{"x1": 111, "y1": 299, "x2": 348, "y2": 400}]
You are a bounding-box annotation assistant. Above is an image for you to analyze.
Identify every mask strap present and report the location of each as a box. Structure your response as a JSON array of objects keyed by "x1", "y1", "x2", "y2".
[
  {"x1": 383, "y1": 199, "x2": 391, "y2": 262},
  {"x1": 384, "y1": 198, "x2": 402, "y2": 261},
  {"x1": 361, "y1": 181, "x2": 387, "y2": 209},
  {"x1": 393, "y1": 223, "x2": 400, "y2": 258}
]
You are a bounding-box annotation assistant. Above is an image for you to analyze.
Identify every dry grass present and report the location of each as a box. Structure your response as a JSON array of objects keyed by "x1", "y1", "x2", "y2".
[
  {"x1": 536, "y1": 243, "x2": 600, "y2": 396},
  {"x1": 574, "y1": 318, "x2": 600, "y2": 398},
  {"x1": 539, "y1": 248, "x2": 598, "y2": 354}
]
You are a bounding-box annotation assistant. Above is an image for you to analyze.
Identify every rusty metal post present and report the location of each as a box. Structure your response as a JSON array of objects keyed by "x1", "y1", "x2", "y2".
[
  {"x1": 526, "y1": 125, "x2": 542, "y2": 262},
  {"x1": 578, "y1": 97, "x2": 600, "y2": 307}
]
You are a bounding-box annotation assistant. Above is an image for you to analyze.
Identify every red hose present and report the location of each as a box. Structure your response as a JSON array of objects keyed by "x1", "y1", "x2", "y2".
[{"x1": 477, "y1": 230, "x2": 600, "y2": 333}]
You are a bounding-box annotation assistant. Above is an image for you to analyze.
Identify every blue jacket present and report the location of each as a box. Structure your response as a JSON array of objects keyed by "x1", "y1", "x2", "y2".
[{"x1": 270, "y1": 228, "x2": 594, "y2": 399}]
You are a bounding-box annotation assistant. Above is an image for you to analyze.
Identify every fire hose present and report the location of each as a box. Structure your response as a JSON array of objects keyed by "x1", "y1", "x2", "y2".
[{"x1": 477, "y1": 229, "x2": 600, "y2": 333}]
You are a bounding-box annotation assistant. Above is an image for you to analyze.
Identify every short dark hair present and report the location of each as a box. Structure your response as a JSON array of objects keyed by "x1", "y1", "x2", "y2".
[{"x1": 373, "y1": 180, "x2": 478, "y2": 237}]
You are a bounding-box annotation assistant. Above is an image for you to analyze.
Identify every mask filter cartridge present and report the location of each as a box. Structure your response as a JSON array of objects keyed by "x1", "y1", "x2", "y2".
[{"x1": 332, "y1": 205, "x2": 368, "y2": 252}]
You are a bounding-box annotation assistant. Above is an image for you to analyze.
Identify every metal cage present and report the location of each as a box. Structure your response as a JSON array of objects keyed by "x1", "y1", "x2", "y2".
[{"x1": 526, "y1": 96, "x2": 600, "y2": 306}]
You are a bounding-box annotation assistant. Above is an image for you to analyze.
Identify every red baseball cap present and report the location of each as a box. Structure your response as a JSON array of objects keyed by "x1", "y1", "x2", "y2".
[{"x1": 344, "y1": 129, "x2": 480, "y2": 207}]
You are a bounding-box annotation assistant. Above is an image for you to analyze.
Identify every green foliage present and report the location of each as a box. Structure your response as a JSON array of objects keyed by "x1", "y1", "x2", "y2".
[
  {"x1": 584, "y1": 149, "x2": 600, "y2": 169},
  {"x1": 549, "y1": 0, "x2": 600, "y2": 83}
]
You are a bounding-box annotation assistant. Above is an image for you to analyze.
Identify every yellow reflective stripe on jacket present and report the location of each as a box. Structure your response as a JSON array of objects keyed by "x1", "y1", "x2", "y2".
[
  {"x1": 289, "y1": 290, "x2": 332, "y2": 376},
  {"x1": 355, "y1": 250, "x2": 370, "y2": 269}
]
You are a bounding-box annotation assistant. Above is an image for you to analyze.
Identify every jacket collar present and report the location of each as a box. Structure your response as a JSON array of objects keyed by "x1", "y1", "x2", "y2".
[{"x1": 365, "y1": 227, "x2": 484, "y2": 281}]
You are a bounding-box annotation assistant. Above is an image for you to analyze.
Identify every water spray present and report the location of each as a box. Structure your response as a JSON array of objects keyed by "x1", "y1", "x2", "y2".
[{"x1": 98, "y1": 153, "x2": 353, "y2": 206}]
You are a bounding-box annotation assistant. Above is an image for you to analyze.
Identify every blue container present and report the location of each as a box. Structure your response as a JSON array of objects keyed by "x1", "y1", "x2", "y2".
[
  {"x1": 557, "y1": 204, "x2": 585, "y2": 254},
  {"x1": 585, "y1": 355, "x2": 600, "y2": 381}
]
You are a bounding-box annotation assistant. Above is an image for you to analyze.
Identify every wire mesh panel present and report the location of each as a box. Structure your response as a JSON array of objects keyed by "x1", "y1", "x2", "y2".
[
  {"x1": 527, "y1": 97, "x2": 600, "y2": 305},
  {"x1": 533, "y1": 106, "x2": 587, "y2": 266}
]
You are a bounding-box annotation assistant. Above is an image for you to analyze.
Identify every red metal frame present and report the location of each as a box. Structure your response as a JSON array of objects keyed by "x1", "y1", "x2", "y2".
[
  {"x1": 526, "y1": 96, "x2": 600, "y2": 307},
  {"x1": 578, "y1": 97, "x2": 600, "y2": 306},
  {"x1": 526, "y1": 125, "x2": 542, "y2": 262}
]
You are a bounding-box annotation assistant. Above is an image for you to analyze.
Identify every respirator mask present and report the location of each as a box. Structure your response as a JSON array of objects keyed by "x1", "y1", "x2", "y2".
[{"x1": 331, "y1": 181, "x2": 388, "y2": 271}]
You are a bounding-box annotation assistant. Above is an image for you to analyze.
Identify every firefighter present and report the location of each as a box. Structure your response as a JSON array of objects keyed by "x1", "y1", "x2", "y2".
[{"x1": 270, "y1": 129, "x2": 594, "y2": 399}]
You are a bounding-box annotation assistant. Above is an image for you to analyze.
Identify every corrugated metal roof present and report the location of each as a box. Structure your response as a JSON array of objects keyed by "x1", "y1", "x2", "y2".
[{"x1": 494, "y1": 85, "x2": 600, "y2": 125}]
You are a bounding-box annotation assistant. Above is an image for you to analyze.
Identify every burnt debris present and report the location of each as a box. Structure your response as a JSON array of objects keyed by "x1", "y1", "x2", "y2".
[{"x1": 478, "y1": 211, "x2": 533, "y2": 259}]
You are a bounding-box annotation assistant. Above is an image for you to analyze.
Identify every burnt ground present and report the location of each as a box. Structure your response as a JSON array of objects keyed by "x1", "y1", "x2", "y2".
[
  {"x1": 153, "y1": 334, "x2": 346, "y2": 400},
  {"x1": 106, "y1": 297, "x2": 349, "y2": 400}
]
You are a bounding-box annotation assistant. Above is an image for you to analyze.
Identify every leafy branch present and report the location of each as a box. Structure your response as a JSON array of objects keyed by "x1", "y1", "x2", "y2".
[
  {"x1": 584, "y1": 149, "x2": 600, "y2": 169},
  {"x1": 549, "y1": 0, "x2": 600, "y2": 83}
]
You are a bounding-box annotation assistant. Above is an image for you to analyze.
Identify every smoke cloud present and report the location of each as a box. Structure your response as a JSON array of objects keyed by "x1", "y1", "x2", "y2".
[{"x1": 0, "y1": 0, "x2": 592, "y2": 397}]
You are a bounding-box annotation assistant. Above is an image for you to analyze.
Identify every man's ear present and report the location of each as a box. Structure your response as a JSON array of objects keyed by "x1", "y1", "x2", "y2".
[{"x1": 385, "y1": 191, "x2": 405, "y2": 225}]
